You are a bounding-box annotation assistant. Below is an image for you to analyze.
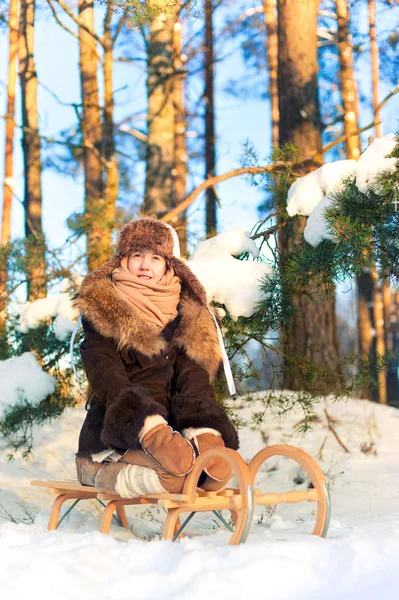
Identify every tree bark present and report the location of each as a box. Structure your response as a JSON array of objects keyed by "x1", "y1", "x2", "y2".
[
  {"x1": 18, "y1": 0, "x2": 46, "y2": 300},
  {"x1": 144, "y1": 1, "x2": 177, "y2": 218},
  {"x1": 1, "y1": 0, "x2": 19, "y2": 340},
  {"x1": 335, "y1": 0, "x2": 386, "y2": 400},
  {"x1": 172, "y1": 15, "x2": 188, "y2": 255},
  {"x1": 263, "y1": 0, "x2": 279, "y2": 148},
  {"x1": 278, "y1": 0, "x2": 341, "y2": 394},
  {"x1": 368, "y1": 0, "x2": 382, "y2": 138},
  {"x1": 103, "y1": 2, "x2": 118, "y2": 252},
  {"x1": 335, "y1": 0, "x2": 360, "y2": 160},
  {"x1": 78, "y1": 0, "x2": 105, "y2": 271},
  {"x1": 204, "y1": 0, "x2": 217, "y2": 236}
]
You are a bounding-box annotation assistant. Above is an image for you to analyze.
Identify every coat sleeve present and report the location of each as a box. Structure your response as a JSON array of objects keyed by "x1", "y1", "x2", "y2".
[
  {"x1": 168, "y1": 350, "x2": 239, "y2": 450},
  {"x1": 80, "y1": 317, "x2": 167, "y2": 450}
]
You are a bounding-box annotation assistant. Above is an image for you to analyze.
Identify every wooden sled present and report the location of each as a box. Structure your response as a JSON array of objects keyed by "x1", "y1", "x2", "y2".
[{"x1": 31, "y1": 445, "x2": 331, "y2": 545}]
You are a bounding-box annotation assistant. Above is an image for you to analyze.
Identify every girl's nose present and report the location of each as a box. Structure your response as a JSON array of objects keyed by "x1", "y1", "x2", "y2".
[{"x1": 140, "y1": 256, "x2": 151, "y2": 270}]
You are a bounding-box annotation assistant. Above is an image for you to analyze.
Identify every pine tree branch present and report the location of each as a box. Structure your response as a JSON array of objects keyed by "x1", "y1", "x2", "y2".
[{"x1": 162, "y1": 85, "x2": 399, "y2": 225}]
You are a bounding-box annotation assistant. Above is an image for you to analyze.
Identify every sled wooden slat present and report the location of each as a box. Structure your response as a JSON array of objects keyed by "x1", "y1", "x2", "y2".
[
  {"x1": 255, "y1": 489, "x2": 320, "y2": 506},
  {"x1": 31, "y1": 445, "x2": 331, "y2": 543}
]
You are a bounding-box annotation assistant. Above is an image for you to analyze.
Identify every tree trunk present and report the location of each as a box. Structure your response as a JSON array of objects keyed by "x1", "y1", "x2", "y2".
[
  {"x1": 204, "y1": 0, "x2": 217, "y2": 236},
  {"x1": 78, "y1": 0, "x2": 105, "y2": 271},
  {"x1": 263, "y1": 0, "x2": 279, "y2": 148},
  {"x1": 278, "y1": 0, "x2": 341, "y2": 394},
  {"x1": 18, "y1": 0, "x2": 46, "y2": 300},
  {"x1": 144, "y1": 2, "x2": 176, "y2": 218},
  {"x1": 0, "y1": 0, "x2": 19, "y2": 340},
  {"x1": 172, "y1": 14, "x2": 188, "y2": 255},
  {"x1": 368, "y1": 0, "x2": 382, "y2": 138},
  {"x1": 335, "y1": 0, "x2": 360, "y2": 160},
  {"x1": 103, "y1": 2, "x2": 118, "y2": 251}
]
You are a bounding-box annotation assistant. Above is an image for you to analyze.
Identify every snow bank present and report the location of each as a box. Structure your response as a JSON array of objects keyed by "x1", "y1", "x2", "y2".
[
  {"x1": 0, "y1": 352, "x2": 57, "y2": 417},
  {"x1": 1, "y1": 396, "x2": 399, "y2": 599},
  {"x1": 189, "y1": 229, "x2": 271, "y2": 319},
  {"x1": 356, "y1": 133, "x2": 398, "y2": 194},
  {"x1": 18, "y1": 292, "x2": 78, "y2": 341},
  {"x1": 286, "y1": 160, "x2": 356, "y2": 217}
]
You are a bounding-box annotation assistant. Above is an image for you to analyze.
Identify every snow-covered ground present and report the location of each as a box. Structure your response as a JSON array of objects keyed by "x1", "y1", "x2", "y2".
[{"x1": 1, "y1": 396, "x2": 399, "y2": 599}]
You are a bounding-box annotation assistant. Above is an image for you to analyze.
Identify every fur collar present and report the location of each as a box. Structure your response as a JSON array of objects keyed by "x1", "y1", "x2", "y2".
[{"x1": 73, "y1": 257, "x2": 222, "y2": 381}]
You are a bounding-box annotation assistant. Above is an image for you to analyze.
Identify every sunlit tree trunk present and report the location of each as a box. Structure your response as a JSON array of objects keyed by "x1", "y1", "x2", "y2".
[
  {"x1": 144, "y1": 1, "x2": 177, "y2": 217},
  {"x1": 335, "y1": 0, "x2": 360, "y2": 160},
  {"x1": 278, "y1": 0, "x2": 341, "y2": 394},
  {"x1": 368, "y1": 0, "x2": 382, "y2": 138},
  {"x1": 103, "y1": 2, "x2": 118, "y2": 251},
  {"x1": 172, "y1": 15, "x2": 187, "y2": 255},
  {"x1": 18, "y1": 0, "x2": 46, "y2": 300},
  {"x1": 0, "y1": 0, "x2": 19, "y2": 340},
  {"x1": 336, "y1": 0, "x2": 386, "y2": 401},
  {"x1": 78, "y1": 0, "x2": 105, "y2": 271},
  {"x1": 204, "y1": 0, "x2": 217, "y2": 236},
  {"x1": 263, "y1": 0, "x2": 279, "y2": 148}
]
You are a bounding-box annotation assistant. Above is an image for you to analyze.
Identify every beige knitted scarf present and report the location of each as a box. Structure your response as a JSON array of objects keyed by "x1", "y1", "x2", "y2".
[{"x1": 111, "y1": 257, "x2": 181, "y2": 331}]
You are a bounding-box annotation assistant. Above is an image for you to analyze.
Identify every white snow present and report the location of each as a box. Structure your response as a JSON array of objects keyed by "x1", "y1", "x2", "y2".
[
  {"x1": 0, "y1": 352, "x2": 57, "y2": 417},
  {"x1": 1, "y1": 396, "x2": 398, "y2": 599},
  {"x1": 304, "y1": 194, "x2": 336, "y2": 247},
  {"x1": 287, "y1": 133, "x2": 398, "y2": 247},
  {"x1": 286, "y1": 160, "x2": 356, "y2": 217},
  {"x1": 18, "y1": 293, "x2": 78, "y2": 340},
  {"x1": 189, "y1": 229, "x2": 271, "y2": 319},
  {"x1": 355, "y1": 133, "x2": 398, "y2": 194}
]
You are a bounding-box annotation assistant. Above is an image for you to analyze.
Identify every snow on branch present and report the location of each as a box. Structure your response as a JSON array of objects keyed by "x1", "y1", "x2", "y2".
[
  {"x1": 0, "y1": 353, "x2": 57, "y2": 418},
  {"x1": 188, "y1": 229, "x2": 271, "y2": 319},
  {"x1": 287, "y1": 133, "x2": 399, "y2": 247}
]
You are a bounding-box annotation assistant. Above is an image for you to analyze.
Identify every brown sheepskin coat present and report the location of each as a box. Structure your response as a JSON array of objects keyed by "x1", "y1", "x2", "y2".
[{"x1": 73, "y1": 256, "x2": 239, "y2": 456}]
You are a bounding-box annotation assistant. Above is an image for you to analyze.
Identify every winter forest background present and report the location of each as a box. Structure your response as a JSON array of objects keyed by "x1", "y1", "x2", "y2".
[{"x1": 1, "y1": 0, "x2": 399, "y2": 456}]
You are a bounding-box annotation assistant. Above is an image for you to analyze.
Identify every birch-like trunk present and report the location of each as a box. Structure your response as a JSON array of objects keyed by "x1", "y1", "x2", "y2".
[
  {"x1": 144, "y1": 2, "x2": 176, "y2": 217},
  {"x1": 78, "y1": 0, "x2": 105, "y2": 271},
  {"x1": 278, "y1": 0, "x2": 341, "y2": 394},
  {"x1": 0, "y1": 0, "x2": 19, "y2": 339},
  {"x1": 18, "y1": 0, "x2": 46, "y2": 300},
  {"x1": 172, "y1": 15, "x2": 187, "y2": 255},
  {"x1": 204, "y1": 0, "x2": 217, "y2": 236},
  {"x1": 263, "y1": 0, "x2": 279, "y2": 148}
]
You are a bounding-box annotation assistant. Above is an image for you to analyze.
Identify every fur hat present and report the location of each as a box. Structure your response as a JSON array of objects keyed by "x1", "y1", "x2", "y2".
[{"x1": 115, "y1": 217, "x2": 180, "y2": 260}]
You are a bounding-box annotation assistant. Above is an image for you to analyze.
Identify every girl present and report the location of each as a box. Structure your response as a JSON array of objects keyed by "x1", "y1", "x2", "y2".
[{"x1": 74, "y1": 217, "x2": 239, "y2": 497}]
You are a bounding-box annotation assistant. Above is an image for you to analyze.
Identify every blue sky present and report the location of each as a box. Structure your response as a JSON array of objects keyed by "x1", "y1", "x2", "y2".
[{"x1": 0, "y1": 0, "x2": 398, "y2": 292}]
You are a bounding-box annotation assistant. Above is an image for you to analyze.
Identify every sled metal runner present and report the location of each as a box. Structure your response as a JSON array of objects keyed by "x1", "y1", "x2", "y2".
[{"x1": 31, "y1": 444, "x2": 331, "y2": 545}]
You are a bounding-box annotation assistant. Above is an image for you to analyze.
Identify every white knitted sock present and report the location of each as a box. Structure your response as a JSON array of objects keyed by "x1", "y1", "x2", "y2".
[{"x1": 115, "y1": 464, "x2": 166, "y2": 498}]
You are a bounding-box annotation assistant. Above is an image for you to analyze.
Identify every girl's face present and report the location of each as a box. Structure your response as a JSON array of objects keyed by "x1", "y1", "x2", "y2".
[{"x1": 127, "y1": 250, "x2": 167, "y2": 284}]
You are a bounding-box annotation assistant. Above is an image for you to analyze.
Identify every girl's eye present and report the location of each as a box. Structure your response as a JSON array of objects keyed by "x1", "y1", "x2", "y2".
[{"x1": 153, "y1": 256, "x2": 160, "y2": 261}]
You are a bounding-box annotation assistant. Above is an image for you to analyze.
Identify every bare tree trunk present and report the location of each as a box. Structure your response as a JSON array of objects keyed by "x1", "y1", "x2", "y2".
[
  {"x1": 278, "y1": 0, "x2": 341, "y2": 394},
  {"x1": 335, "y1": 0, "x2": 360, "y2": 160},
  {"x1": 18, "y1": 0, "x2": 46, "y2": 300},
  {"x1": 204, "y1": 0, "x2": 217, "y2": 236},
  {"x1": 263, "y1": 0, "x2": 279, "y2": 148},
  {"x1": 78, "y1": 0, "x2": 105, "y2": 271},
  {"x1": 0, "y1": 0, "x2": 19, "y2": 340},
  {"x1": 103, "y1": 3, "x2": 118, "y2": 250},
  {"x1": 172, "y1": 15, "x2": 188, "y2": 255},
  {"x1": 335, "y1": 0, "x2": 386, "y2": 401},
  {"x1": 368, "y1": 0, "x2": 382, "y2": 138},
  {"x1": 144, "y1": 2, "x2": 176, "y2": 217}
]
